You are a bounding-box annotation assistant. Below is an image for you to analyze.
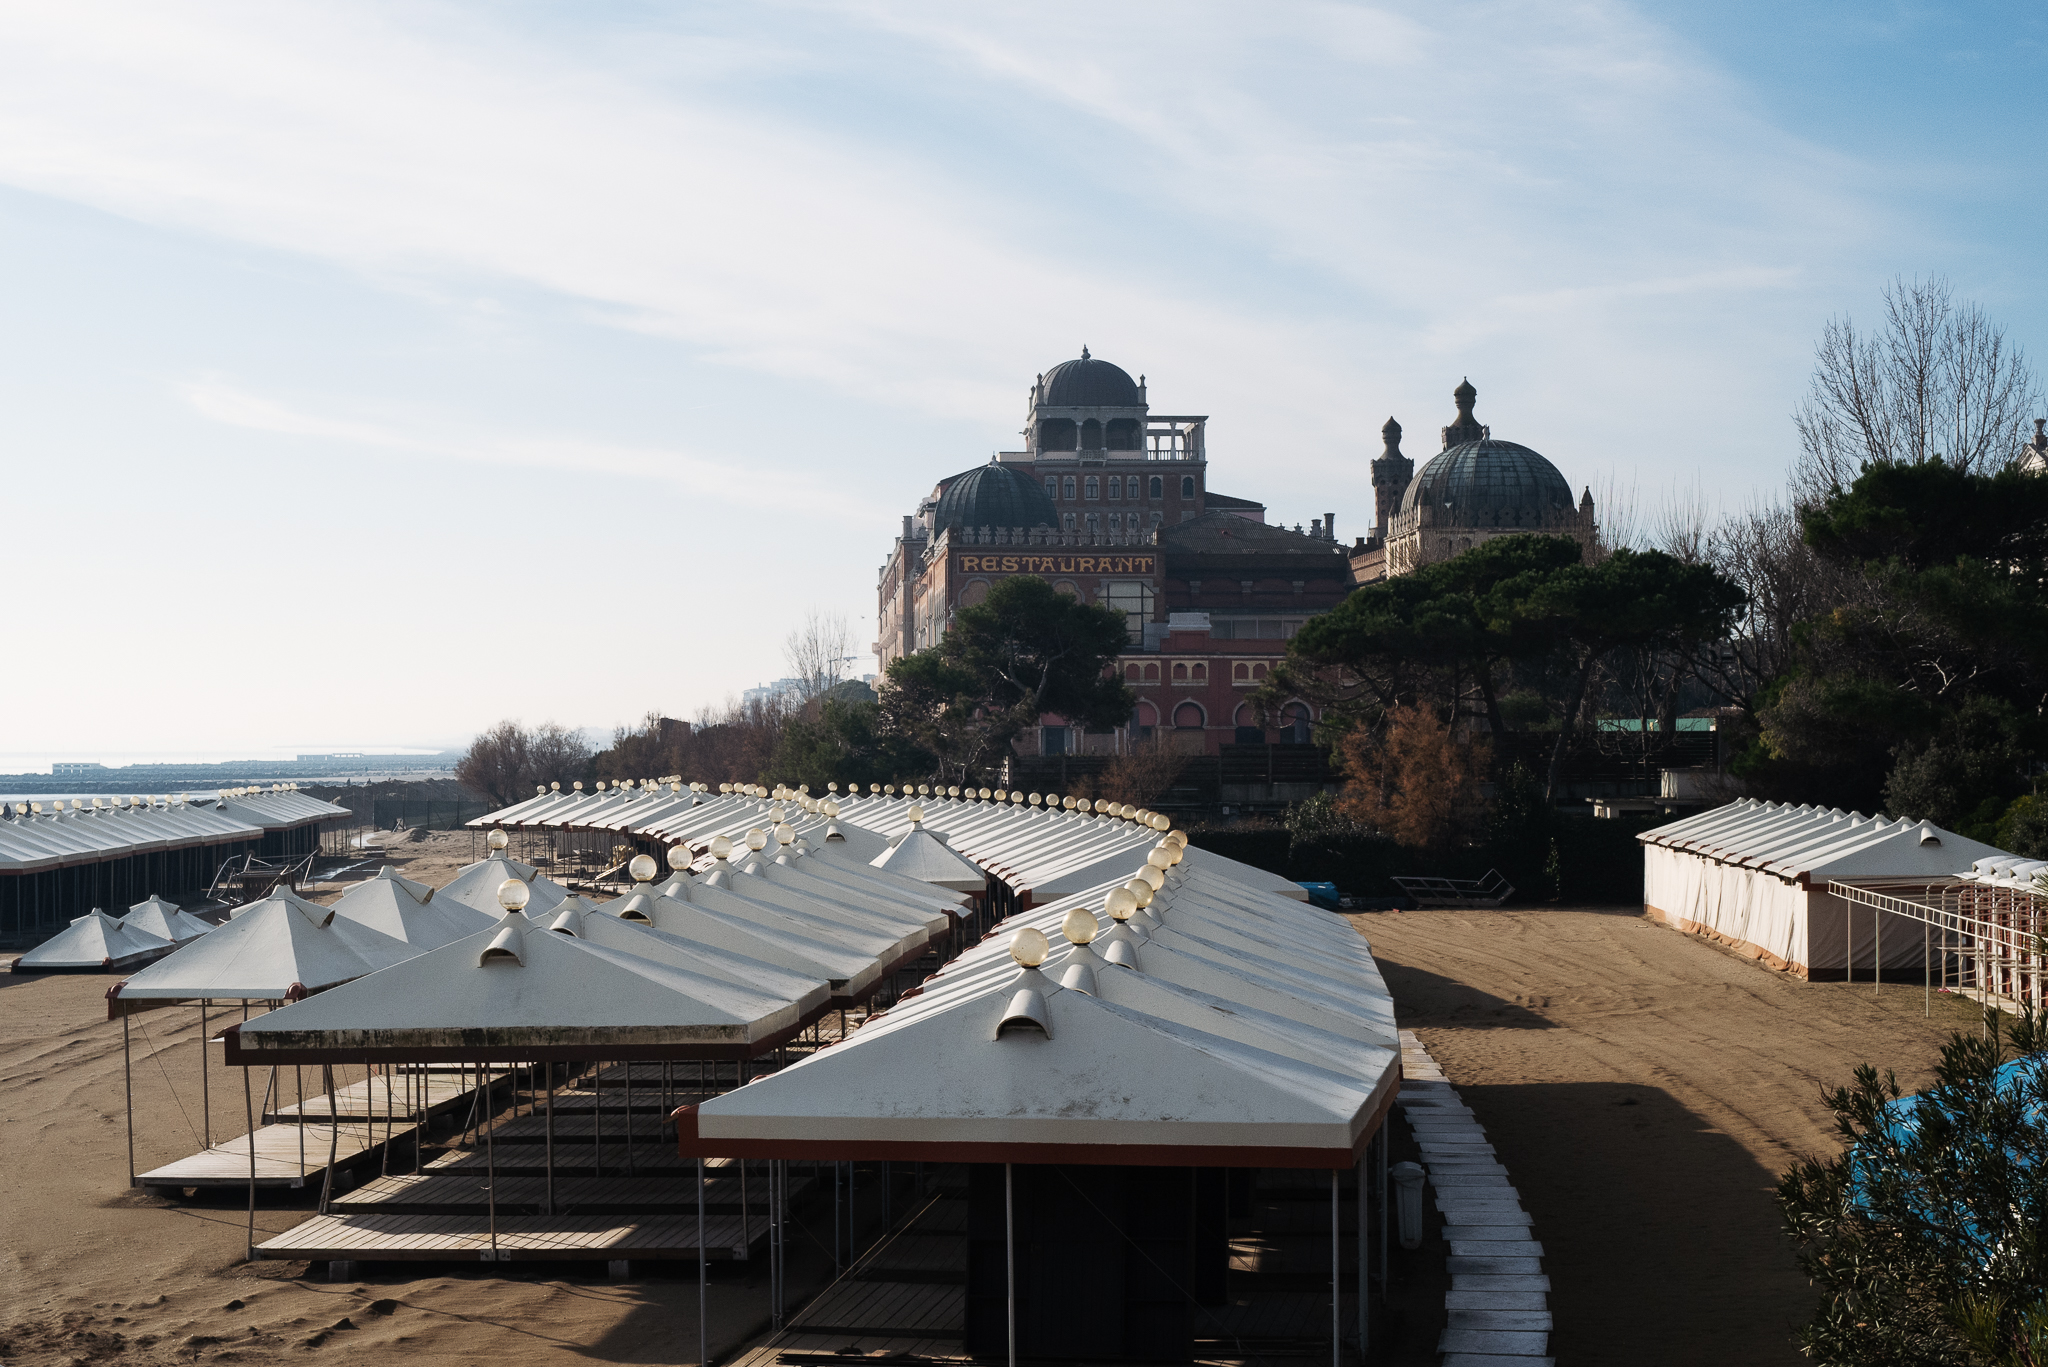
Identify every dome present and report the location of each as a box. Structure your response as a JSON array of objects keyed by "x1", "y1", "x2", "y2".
[
  {"x1": 1400, "y1": 438, "x2": 1575, "y2": 526},
  {"x1": 933, "y1": 461, "x2": 1059, "y2": 530},
  {"x1": 1039, "y1": 349, "x2": 1142, "y2": 407}
]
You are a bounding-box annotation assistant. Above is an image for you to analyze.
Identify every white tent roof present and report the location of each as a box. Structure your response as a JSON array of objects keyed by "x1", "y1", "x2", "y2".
[
  {"x1": 330, "y1": 867, "x2": 497, "y2": 948},
  {"x1": 1639, "y1": 799, "x2": 2011, "y2": 882},
  {"x1": 869, "y1": 825, "x2": 990, "y2": 893},
  {"x1": 230, "y1": 909, "x2": 815, "y2": 1060},
  {"x1": 121, "y1": 895, "x2": 214, "y2": 946},
  {"x1": 436, "y1": 853, "x2": 571, "y2": 916},
  {"x1": 114, "y1": 891, "x2": 415, "y2": 1002},
  {"x1": 689, "y1": 837, "x2": 1397, "y2": 1167},
  {"x1": 15, "y1": 908, "x2": 171, "y2": 972}
]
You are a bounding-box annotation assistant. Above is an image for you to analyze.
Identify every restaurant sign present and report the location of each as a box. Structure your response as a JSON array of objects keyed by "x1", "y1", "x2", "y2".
[{"x1": 956, "y1": 553, "x2": 1156, "y2": 576}]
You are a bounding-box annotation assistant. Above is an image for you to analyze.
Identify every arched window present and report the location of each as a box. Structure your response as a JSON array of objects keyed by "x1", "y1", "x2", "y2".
[
  {"x1": 1125, "y1": 662, "x2": 1143, "y2": 682},
  {"x1": 1107, "y1": 475, "x2": 1122, "y2": 500},
  {"x1": 1044, "y1": 476, "x2": 1059, "y2": 501},
  {"x1": 1149, "y1": 475, "x2": 1164, "y2": 499},
  {"x1": 1063, "y1": 476, "x2": 1077, "y2": 500},
  {"x1": 959, "y1": 579, "x2": 991, "y2": 607},
  {"x1": 1080, "y1": 418, "x2": 1103, "y2": 450},
  {"x1": 1063, "y1": 513, "x2": 1076, "y2": 531},
  {"x1": 1109, "y1": 513, "x2": 1122, "y2": 532},
  {"x1": 1173, "y1": 701, "x2": 1205, "y2": 729},
  {"x1": 1172, "y1": 662, "x2": 1189, "y2": 682},
  {"x1": 1180, "y1": 475, "x2": 1195, "y2": 498},
  {"x1": 1053, "y1": 580, "x2": 1080, "y2": 598},
  {"x1": 1084, "y1": 476, "x2": 1099, "y2": 500},
  {"x1": 1142, "y1": 662, "x2": 1160, "y2": 683},
  {"x1": 1234, "y1": 702, "x2": 1258, "y2": 726},
  {"x1": 1252, "y1": 661, "x2": 1269, "y2": 680},
  {"x1": 1190, "y1": 662, "x2": 1208, "y2": 682},
  {"x1": 1285, "y1": 703, "x2": 1313, "y2": 744},
  {"x1": 1232, "y1": 662, "x2": 1252, "y2": 684}
]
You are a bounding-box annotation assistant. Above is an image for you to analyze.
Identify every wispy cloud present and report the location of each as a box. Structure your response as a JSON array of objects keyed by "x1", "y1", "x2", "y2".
[{"x1": 179, "y1": 378, "x2": 886, "y2": 521}]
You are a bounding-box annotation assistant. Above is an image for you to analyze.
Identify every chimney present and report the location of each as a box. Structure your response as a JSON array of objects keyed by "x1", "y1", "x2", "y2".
[
  {"x1": 902, "y1": 514, "x2": 914, "y2": 543},
  {"x1": 1324, "y1": 512, "x2": 1335, "y2": 542}
]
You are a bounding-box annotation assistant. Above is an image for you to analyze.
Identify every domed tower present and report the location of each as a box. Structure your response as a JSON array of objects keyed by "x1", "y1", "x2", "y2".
[
  {"x1": 931, "y1": 459, "x2": 1060, "y2": 533},
  {"x1": 1025, "y1": 347, "x2": 1149, "y2": 455},
  {"x1": 1383, "y1": 379, "x2": 1595, "y2": 576}
]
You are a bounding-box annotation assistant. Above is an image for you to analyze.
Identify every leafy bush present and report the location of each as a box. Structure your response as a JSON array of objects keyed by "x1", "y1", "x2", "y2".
[{"x1": 1778, "y1": 1008, "x2": 2047, "y2": 1366}]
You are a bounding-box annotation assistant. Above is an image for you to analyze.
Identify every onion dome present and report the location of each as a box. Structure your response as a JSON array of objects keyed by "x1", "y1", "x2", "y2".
[
  {"x1": 1038, "y1": 347, "x2": 1142, "y2": 407},
  {"x1": 933, "y1": 460, "x2": 1059, "y2": 530}
]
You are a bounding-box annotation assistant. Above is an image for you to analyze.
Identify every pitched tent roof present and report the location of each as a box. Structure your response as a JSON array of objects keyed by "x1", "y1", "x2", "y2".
[
  {"x1": 227, "y1": 909, "x2": 817, "y2": 1062},
  {"x1": 685, "y1": 842, "x2": 1398, "y2": 1168},
  {"x1": 436, "y1": 853, "x2": 571, "y2": 916},
  {"x1": 14, "y1": 909, "x2": 172, "y2": 972},
  {"x1": 122, "y1": 895, "x2": 215, "y2": 945},
  {"x1": 330, "y1": 867, "x2": 497, "y2": 948},
  {"x1": 112, "y1": 891, "x2": 415, "y2": 1003},
  {"x1": 1638, "y1": 800, "x2": 2010, "y2": 882},
  {"x1": 869, "y1": 825, "x2": 991, "y2": 893}
]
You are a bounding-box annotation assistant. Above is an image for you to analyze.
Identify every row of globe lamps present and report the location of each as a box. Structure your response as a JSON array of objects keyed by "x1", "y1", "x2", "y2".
[
  {"x1": 487, "y1": 810, "x2": 1195, "y2": 979},
  {"x1": 525, "y1": 775, "x2": 1180, "y2": 833}
]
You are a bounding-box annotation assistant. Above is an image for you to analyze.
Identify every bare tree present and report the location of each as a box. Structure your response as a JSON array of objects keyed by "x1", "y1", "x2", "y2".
[
  {"x1": 784, "y1": 610, "x2": 859, "y2": 703},
  {"x1": 1588, "y1": 472, "x2": 1646, "y2": 559},
  {"x1": 1792, "y1": 275, "x2": 2043, "y2": 502},
  {"x1": 455, "y1": 719, "x2": 591, "y2": 806}
]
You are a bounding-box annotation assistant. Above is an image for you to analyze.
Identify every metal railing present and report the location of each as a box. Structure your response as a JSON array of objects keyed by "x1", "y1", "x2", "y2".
[{"x1": 1827, "y1": 880, "x2": 2044, "y2": 1013}]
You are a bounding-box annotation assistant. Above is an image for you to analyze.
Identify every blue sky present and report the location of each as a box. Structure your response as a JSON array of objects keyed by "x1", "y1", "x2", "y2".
[{"x1": 1, "y1": 1, "x2": 2041, "y2": 764}]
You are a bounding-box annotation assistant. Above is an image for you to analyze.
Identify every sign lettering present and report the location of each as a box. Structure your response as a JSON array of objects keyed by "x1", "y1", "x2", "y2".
[{"x1": 956, "y1": 553, "x2": 1156, "y2": 576}]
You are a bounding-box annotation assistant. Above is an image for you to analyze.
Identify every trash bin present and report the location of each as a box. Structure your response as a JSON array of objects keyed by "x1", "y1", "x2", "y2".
[{"x1": 1390, "y1": 1160, "x2": 1426, "y2": 1249}]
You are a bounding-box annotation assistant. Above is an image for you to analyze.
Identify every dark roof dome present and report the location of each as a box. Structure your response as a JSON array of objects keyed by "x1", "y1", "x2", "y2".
[
  {"x1": 934, "y1": 461, "x2": 1059, "y2": 530},
  {"x1": 1039, "y1": 347, "x2": 1142, "y2": 407},
  {"x1": 1400, "y1": 439, "x2": 1575, "y2": 526}
]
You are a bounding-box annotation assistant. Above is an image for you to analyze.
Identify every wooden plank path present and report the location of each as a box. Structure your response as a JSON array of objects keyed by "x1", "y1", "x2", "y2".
[
  {"x1": 264, "y1": 1072, "x2": 488, "y2": 1124},
  {"x1": 255, "y1": 1210, "x2": 756, "y2": 1262},
  {"x1": 138, "y1": 1123, "x2": 415, "y2": 1190},
  {"x1": 330, "y1": 1167, "x2": 807, "y2": 1217},
  {"x1": 421, "y1": 1144, "x2": 698, "y2": 1178}
]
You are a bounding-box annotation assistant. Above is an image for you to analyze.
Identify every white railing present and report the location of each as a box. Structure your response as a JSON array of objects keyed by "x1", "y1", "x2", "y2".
[{"x1": 1827, "y1": 880, "x2": 2044, "y2": 1012}]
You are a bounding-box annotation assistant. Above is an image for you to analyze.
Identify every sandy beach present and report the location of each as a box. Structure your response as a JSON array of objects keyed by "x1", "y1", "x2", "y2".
[
  {"x1": 1355, "y1": 905, "x2": 1986, "y2": 1365},
  {"x1": 2, "y1": 876, "x2": 1985, "y2": 1366}
]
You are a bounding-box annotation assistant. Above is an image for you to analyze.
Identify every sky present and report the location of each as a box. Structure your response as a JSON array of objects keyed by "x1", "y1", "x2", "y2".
[{"x1": 1, "y1": 0, "x2": 2042, "y2": 766}]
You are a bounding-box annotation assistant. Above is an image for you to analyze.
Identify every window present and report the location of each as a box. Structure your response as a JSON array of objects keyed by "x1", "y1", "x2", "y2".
[
  {"x1": 1190, "y1": 662, "x2": 1207, "y2": 683},
  {"x1": 1045, "y1": 476, "x2": 1059, "y2": 501},
  {"x1": 1124, "y1": 662, "x2": 1143, "y2": 682},
  {"x1": 1084, "y1": 476, "x2": 1098, "y2": 500},
  {"x1": 1232, "y1": 662, "x2": 1253, "y2": 685},
  {"x1": 1041, "y1": 726, "x2": 1070, "y2": 755},
  {"x1": 1210, "y1": 619, "x2": 1234, "y2": 640},
  {"x1": 1063, "y1": 513, "x2": 1076, "y2": 531},
  {"x1": 1108, "y1": 475, "x2": 1122, "y2": 500},
  {"x1": 1172, "y1": 662, "x2": 1188, "y2": 683},
  {"x1": 1063, "y1": 476, "x2": 1077, "y2": 500},
  {"x1": 1085, "y1": 513, "x2": 1099, "y2": 533},
  {"x1": 1142, "y1": 662, "x2": 1159, "y2": 683},
  {"x1": 1173, "y1": 701, "x2": 1204, "y2": 729},
  {"x1": 1150, "y1": 512, "x2": 1163, "y2": 529},
  {"x1": 1102, "y1": 581, "x2": 1154, "y2": 642},
  {"x1": 1180, "y1": 475, "x2": 1195, "y2": 498},
  {"x1": 1108, "y1": 513, "x2": 1122, "y2": 532},
  {"x1": 1149, "y1": 475, "x2": 1163, "y2": 499}
]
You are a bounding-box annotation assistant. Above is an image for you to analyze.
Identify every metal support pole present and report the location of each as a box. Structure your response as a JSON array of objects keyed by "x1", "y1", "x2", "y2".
[
  {"x1": 1926, "y1": 921, "x2": 1932, "y2": 1018},
  {"x1": 545, "y1": 1063, "x2": 556, "y2": 1217},
  {"x1": 1357, "y1": 1154, "x2": 1368, "y2": 1357},
  {"x1": 1875, "y1": 904, "x2": 1881, "y2": 994},
  {"x1": 1005, "y1": 1163, "x2": 1017, "y2": 1367},
  {"x1": 698, "y1": 1156, "x2": 709, "y2": 1367},
  {"x1": 199, "y1": 1000, "x2": 210, "y2": 1148},
  {"x1": 486, "y1": 1090, "x2": 498, "y2": 1261},
  {"x1": 1330, "y1": 1168, "x2": 1340, "y2": 1367},
  {"x1": 1377, "y1": 1129, "x2": 1388, "y2": 1304},
  {"x1": 122, "y1": 1013, "x2": 135, "y2": 1188},
  {"x1": 243, "y1": 1064, "x2": 257, "y2": 1260},
  {"x1": 319, "y1": 1064, "x2": 339, "y2": 1214}
]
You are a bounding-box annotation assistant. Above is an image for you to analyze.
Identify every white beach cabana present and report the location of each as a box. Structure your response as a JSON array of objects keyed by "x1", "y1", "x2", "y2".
[
  {"x1": 1639, "y1": 799, "x2": 2012, "y2": 977},
  {"x1": 121, "y1": 894, "x2": 216, "y2": 945},
  {"x1": 13, "y1": 907, "x2": 171, "y2": 972}
]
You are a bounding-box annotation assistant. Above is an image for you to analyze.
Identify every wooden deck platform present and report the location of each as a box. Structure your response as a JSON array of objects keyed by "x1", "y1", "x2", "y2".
[
  {"x1": 264, "y1": 1072, "x2": 494, "y2": 1124},
  {"x1": 137, "y1": 1122, "x2": 415, "y2": 1190},
  {"x1": 254, "y1": 1210, "x2": 756, "y2": 1262},
  {"x1": 329, "y1": 1166, "x2": 800, "y2": 1217},
  {"x1": 421, "y1": 1144, "x2": 698, "y2": 1178}
]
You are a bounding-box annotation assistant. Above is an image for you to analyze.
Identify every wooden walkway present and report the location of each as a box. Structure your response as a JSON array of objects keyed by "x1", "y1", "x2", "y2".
[
  {"x1": 255, "y1": 1210, "x2": 755, "y2": 1262},
  {"x1": 264, "y1": 1072, "x2": 490, "y2": 1124},
  {"x1": 330, "y1": 1166, "x2": 797, "y2": 1217},
  {"x1": 137, "y1": 1123, "x2": 415, "y2": 1190}
]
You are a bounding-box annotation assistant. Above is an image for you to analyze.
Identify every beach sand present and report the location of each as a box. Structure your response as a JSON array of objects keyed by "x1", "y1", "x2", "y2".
[
  {"x1": 1, "y1": 889, "x2": 1983, "y2": 1365},
  {"x1": 1354, "y1": 904, "x2": 1987, "y2": 1366}
]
